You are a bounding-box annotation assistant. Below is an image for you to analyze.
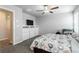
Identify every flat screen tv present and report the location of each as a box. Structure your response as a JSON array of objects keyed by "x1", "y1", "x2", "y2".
[{"x1": 26, "y1": 20, "x2": 33, "y2": 25}]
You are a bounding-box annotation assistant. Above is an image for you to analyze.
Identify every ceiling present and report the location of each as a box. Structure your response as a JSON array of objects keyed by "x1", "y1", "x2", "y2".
[{"x1": 17, "y1": 5, "x2": 77, "y2": 17}]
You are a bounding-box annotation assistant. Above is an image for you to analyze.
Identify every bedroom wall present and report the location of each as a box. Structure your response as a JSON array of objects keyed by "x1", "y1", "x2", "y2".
[
  {"x1": 36, "y1": 13, "x2": 73, "y2": 35},
  {"x1": 22, "y1": 12, "x2": 36, "y2": 26}
]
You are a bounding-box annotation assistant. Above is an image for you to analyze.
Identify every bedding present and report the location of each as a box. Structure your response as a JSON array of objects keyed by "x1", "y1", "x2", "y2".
[
  {"x1": 71, "y1": 33, "x2": 79, "y2": 43},
  {"x1": 30, "y1": 33, "x2": 73, "y2": 53}
]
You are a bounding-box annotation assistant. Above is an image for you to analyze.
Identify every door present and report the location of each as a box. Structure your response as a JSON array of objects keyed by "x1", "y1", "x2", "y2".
[
  {"x1": 0, "y1": 9, "x2": 13, "y2": 48},
  {"x1": 6, "y1": 11, "x2": 13, "y2": 44},
  {"x1": 0, "y1": 10, "x2": 6, "y2": 40}
]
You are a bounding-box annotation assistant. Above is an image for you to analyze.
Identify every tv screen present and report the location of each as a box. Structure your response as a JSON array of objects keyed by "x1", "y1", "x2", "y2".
[{"x1": 26, "y1": 20, "x2": 33, "y2": 25}]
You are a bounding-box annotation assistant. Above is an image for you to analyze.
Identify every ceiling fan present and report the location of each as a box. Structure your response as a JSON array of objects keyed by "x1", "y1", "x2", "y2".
[{"x1": 36, "y1": 5, "x2": 59, "y2": 15}]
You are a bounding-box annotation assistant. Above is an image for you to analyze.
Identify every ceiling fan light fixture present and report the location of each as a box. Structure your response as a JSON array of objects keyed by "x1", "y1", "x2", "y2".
[{"x1": 36, "y1": 5, "x2": 59, "y2": 15}]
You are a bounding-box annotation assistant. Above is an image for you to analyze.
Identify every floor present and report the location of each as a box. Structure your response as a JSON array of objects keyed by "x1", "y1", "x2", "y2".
[{"x1": 0, "y1": 36, "x2": 39, "y2": 53}]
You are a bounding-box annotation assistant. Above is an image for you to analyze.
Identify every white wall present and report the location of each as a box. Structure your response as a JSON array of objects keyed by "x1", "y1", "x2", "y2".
[
  {"x1": 23, "y1": 12, "x2": 36, "y2": 26},
  {"x1": 37, "y1": 13, "x2": 73, "y2": 35}
]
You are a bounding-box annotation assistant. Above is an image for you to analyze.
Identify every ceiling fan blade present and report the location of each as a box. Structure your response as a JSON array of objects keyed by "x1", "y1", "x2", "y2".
[{"x1": 50, "y1": 6, "x2": 59, "y2": 10}]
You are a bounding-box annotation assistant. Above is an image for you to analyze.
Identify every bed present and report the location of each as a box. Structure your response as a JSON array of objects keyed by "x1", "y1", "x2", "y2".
[{"x1": 30, "y1": 33, "x2": 73, "y2": 53}]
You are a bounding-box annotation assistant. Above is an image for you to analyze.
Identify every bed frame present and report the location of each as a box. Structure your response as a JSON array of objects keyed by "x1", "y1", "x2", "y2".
[{"x1": 34, "y1": 47, "x2": 51, "y2": 53}]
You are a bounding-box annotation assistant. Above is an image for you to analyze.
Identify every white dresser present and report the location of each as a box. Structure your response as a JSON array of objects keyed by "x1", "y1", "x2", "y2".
[{"x1": 23, "y1": 27, "x2": 39, "y2": 41}]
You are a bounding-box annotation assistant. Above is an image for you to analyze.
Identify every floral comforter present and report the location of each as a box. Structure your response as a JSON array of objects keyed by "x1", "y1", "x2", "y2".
[{"x1": 30, "y1": 33, "x2": 73, "y2": 53}]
